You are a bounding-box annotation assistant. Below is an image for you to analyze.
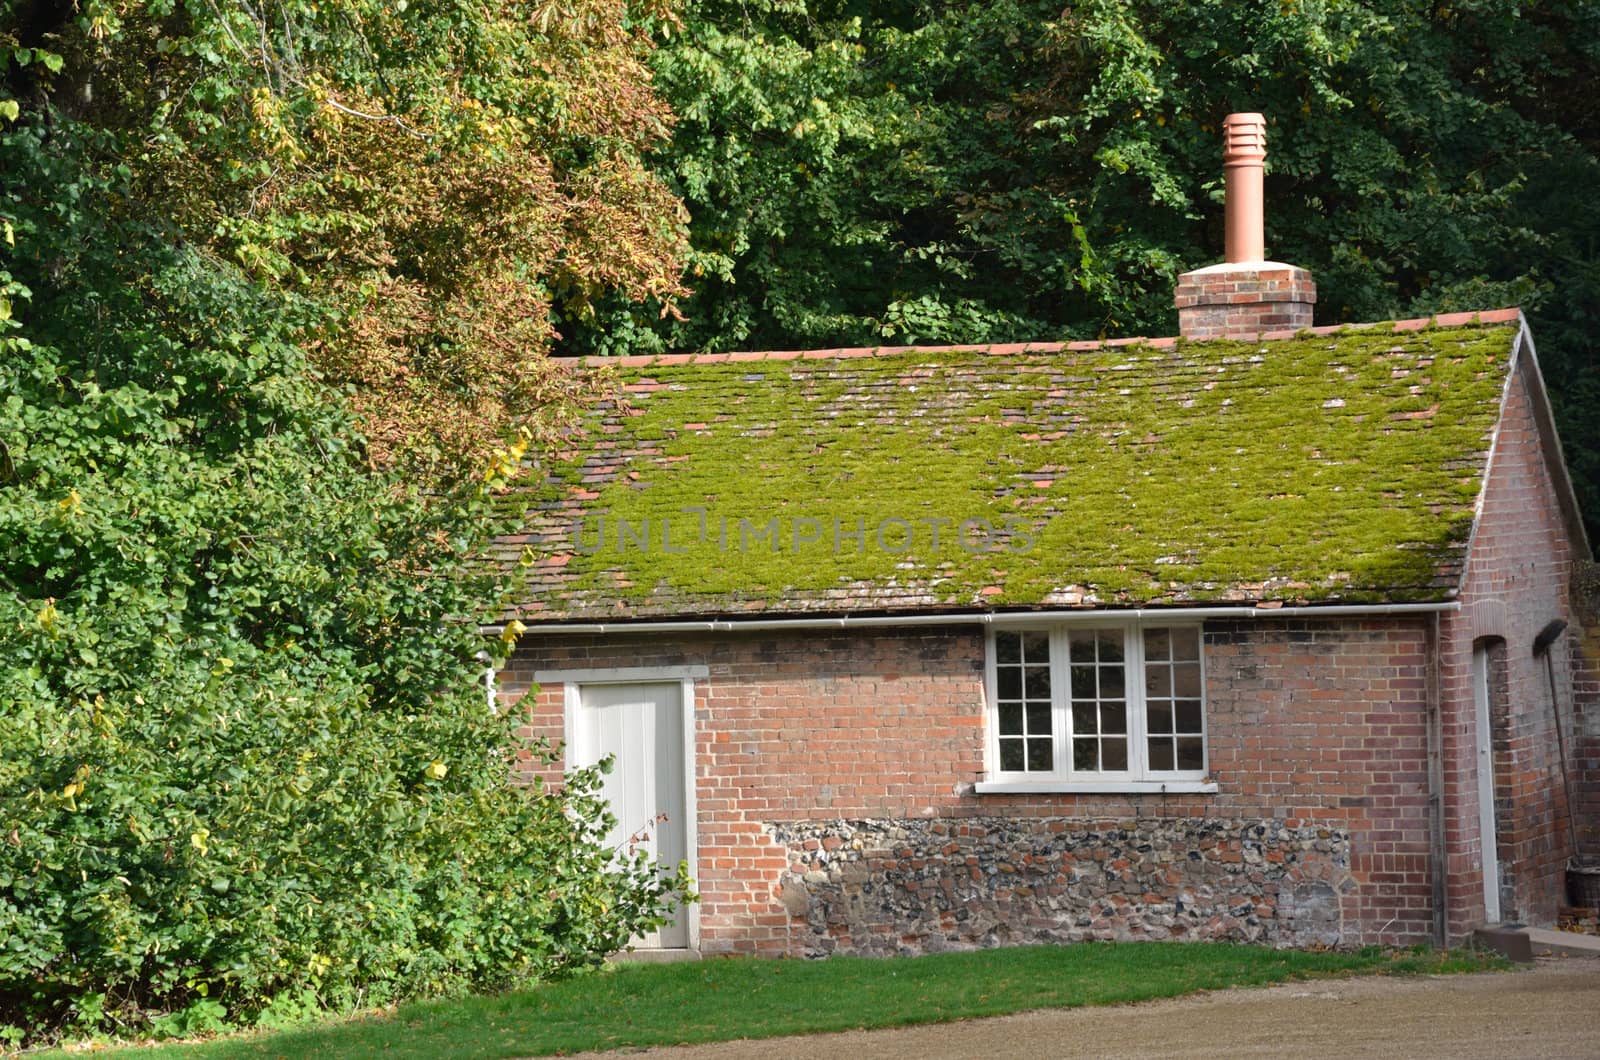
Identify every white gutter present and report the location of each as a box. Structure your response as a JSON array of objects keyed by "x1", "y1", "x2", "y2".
[{"x1": 487, "y1": 600, "x2": 1459, "y2": 635}]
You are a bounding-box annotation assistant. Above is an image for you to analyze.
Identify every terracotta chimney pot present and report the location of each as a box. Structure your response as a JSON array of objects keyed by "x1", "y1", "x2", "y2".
[
  {"x1": 1223, "y1": 113, "x2": 1267, "y2": 263},
  {"x1": 1174, "y1": 112, "x2": 1315, "y2": 340}
]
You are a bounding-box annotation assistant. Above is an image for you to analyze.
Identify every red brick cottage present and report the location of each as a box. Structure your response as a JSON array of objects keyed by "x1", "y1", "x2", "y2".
[{"x1": 494, "y1": 119, "x2": 1594, "y2": 957}]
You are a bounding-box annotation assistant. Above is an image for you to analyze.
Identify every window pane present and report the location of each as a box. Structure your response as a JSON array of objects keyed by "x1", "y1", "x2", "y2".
[
  {"x1": 996, "y1": 632, "x2": 1021, "y2": 664},
  {"x1": 1072, "y1": 702, "x2": 1098, "y2": 735},
  {"x1": 1145, "y1": 628, "x2": 1171, "y2": 660},
  {"x1": 1144, "y1": 627, "x2": 1204, "y2": 773},
  {"x1": 1097, "y1": 630, "x2": 1124, "y2": 663},
  {"x1": 1025, "y1": 665, "x2": 1051, "y2": 700},
  {"x1": 998, "y1": 702, "x2": 1023, "y2": 736},
  {"x1": 1148, "y1": 701, "x2": 1173, "y2": 734},
  {"x1": 1175, "y1": 699, "x2": 1203, "y2": 734},
  {"x1": 996, "y1": 623, "x2": 1202, "y2": 780},
  {"x1": 1070, "y1": 665, "x2": 1096, "y2": 700},
  {"x1": 1025, "y1": 700, "x2": 1051, "y2": 735},
  {"x1": 1101, "y1": 701, "x2": 1126, "y2": 735}
]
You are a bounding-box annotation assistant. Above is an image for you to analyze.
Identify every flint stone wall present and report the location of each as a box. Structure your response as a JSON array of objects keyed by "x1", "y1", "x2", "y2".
[{"x1": 772, "y1": 816, "x2": 1352, "y2": 956}]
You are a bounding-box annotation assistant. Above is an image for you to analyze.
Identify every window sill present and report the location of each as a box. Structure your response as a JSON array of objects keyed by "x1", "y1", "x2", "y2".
[{"x1": 974, "y1": 780, "x2": 1218, "y2": 796}]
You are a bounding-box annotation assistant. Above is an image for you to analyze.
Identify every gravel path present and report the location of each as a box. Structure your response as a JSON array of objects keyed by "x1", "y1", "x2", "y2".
[{"x1": 570, "y1": 959, "x2": 1600, "y2": 1060}]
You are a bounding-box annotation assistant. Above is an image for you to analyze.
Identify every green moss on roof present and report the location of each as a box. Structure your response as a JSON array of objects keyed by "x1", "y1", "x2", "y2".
[{"x1": 502, "y1": 323, "x2": 1516, "y2": 619}]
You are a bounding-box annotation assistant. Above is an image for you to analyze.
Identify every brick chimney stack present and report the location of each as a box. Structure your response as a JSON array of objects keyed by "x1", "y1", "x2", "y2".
[{"x1": 1175, "y1": 113, "x2": 1315, "y2": 340}]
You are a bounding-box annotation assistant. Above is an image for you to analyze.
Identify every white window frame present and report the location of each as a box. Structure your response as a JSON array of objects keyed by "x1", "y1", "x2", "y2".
[{"x1": 977, "y1": 623, "x2": 1217, "y2": 795}]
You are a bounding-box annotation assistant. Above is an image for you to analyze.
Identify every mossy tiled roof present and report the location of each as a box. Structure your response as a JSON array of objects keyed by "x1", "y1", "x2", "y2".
[{"x1": 498, "y1": 314, "x2": 1520, "y2": 622}]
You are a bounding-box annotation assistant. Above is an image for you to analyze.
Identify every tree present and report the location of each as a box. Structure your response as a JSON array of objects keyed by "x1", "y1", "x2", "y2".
[
  {"x1": 0, "y1": 0, "x2": 692, "y2": 1044},
  {"x1": 5, "y1": 0, "x2": 688, "y2": 475},
  {"x1": 564, "y1": 0, "x2": 1600, "y2": 547}
]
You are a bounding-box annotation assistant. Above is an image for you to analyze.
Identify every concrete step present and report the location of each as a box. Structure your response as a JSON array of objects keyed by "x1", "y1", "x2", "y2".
[
  {"x1": 1474, "y1": 924, "x2": 1600, "y2": 963},
  {"x1": 1523, "y1": 927, "x2": 1600, "y2": 960}
]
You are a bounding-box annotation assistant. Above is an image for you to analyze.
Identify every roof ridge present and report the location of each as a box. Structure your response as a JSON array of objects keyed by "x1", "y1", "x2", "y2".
[{"x1": 580, "y1": 308, "x2": 1522, "y2": 369}]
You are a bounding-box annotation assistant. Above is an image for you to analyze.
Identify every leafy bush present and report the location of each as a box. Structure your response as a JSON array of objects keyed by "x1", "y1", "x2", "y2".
[
  {"x1": 0, "y1": 116, "x2": 686, "y2": 1045},
  {"x1": 0, "y1": 659, "x2": 683, "y2": 1041}
]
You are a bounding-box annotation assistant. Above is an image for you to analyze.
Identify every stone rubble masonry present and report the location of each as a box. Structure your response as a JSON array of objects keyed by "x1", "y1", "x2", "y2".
[
  {"x1": 1174, "y1": 264, "x2": 1316, "y2": 340},
  {"x1": 772, "y1": 817, "x2": 1350, "y2": 956}
]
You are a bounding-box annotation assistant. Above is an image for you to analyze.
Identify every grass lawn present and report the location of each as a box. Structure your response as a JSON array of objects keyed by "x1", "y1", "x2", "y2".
[{"x1": 96, "y1": 943, "x2": 1502, "y2": 1060}]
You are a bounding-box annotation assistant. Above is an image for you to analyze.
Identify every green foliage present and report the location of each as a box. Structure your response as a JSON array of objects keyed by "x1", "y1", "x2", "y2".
[
  {"x1": 0, "y1": 106, "x2": 686, "y2": 1046},
  {"x1": 0, "y1": 0, "x2": 688, "y2": 475},
  {"x1": 563, "y1": 0, "x2": 1600, "y2": 548}
]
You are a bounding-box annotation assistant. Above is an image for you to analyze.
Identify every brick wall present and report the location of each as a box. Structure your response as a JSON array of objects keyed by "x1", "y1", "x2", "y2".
[
  {"x1": 501, "y1": 616, "x2": 1441, "y2": 954},
  {"x1": 500, "y1": 629, "x2": 986, "y2": 954},
  {"x1": 1174, "y1": 264, "x2": 1316, "y2": 340},
  {"x1": 1443, "y1": 350, "x2": 1588, "y2": 934},
  {"x1": 1203, "y1": 618, "x2": 1435, "y2": 943}
]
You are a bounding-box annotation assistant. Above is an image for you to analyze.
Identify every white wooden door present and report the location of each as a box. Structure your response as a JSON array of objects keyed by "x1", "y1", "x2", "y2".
[
  {"x1": 1472, "y1": 646, "x2": 1502, "y2": 924},
  {"x1": 575, "y1": 681, "x2": 689, "y2": 949}
]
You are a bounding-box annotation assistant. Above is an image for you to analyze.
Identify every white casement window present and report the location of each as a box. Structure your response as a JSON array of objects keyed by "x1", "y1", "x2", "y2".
[{"x1": 980, "y1": 625, "x2": 1215, "y2": 794}]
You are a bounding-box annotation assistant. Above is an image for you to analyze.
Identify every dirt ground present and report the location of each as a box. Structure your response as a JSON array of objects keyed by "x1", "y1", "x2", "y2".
[{"x1": 576, "y1": 958, "x2": 1600, "y2": 1060}]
